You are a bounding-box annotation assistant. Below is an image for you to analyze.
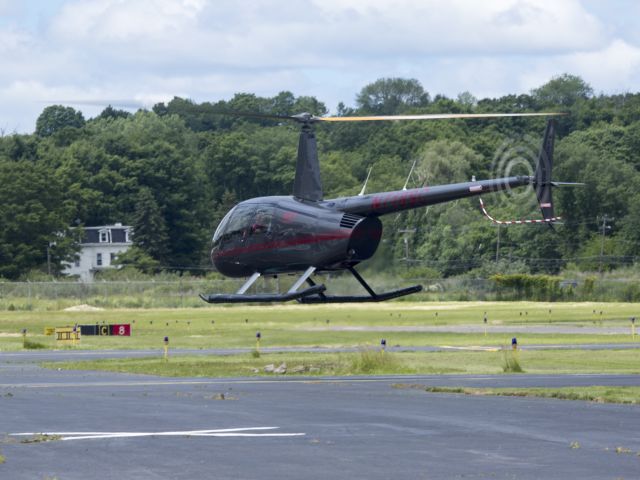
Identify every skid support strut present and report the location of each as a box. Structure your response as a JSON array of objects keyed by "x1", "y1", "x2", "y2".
[
  {"x1": 299, "y1": 266, "x2": 422, "y2": 303},
  {"x1": 199, "y1": 267, "x2": 325, "y2": 304}
]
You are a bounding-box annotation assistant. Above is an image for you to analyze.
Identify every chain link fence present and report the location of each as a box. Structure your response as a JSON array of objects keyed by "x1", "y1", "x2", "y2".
[{"x1": 1, "y1": 275, "x2": 638, "y2": 310}]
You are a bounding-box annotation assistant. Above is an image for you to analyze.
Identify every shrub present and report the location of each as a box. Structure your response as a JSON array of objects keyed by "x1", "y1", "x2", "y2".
[
  {"x1": 24, "y1": 339, "x2": 47, "y2": 349},
  {"x1": 350, "y1": 349, "x2": 398, "y2": 374},
  {"x1": 491, "y1": 274, "x2": 561, "y2": 301},
  {"x1": 501, "y1": 349, "x2": 523, "y2": 373}
]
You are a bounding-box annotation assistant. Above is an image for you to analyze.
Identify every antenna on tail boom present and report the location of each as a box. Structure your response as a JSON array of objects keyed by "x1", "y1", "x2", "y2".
[{"x1": 358, "y1": 167, "x2": 373, "y2": 196}]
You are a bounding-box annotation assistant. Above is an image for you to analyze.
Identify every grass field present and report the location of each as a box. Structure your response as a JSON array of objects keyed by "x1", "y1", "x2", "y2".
[
  {"x1": 44, "y1": 348, "x2": 640, "y2": 377},
  {"x1": 5, "y1": 301, "x2": 640, "y2": 402},
  {"x1": 1, "y1": 301, "x2": 639, "y2": 351},
  {"x1": 393, "y1": 384, "x2": 640, "y2": 405}
]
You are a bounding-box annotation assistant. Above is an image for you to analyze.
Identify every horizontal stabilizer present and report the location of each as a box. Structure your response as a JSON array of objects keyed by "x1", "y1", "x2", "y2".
[{"x1": 551, "y1": 181, "x2": 586, "y2": 187}]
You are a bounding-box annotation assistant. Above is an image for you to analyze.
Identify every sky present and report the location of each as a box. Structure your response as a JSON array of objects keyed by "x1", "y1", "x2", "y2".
[{"x1": 1, "y1": 0, "x2": 639, "y2": 133}]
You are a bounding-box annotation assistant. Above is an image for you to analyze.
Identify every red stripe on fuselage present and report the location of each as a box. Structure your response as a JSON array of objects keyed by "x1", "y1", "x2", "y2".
[
  {"x1": 371, "y1": 188, "x2": 427, "y2": 213},
  {"x1": 213, "y1": 231, "x2": 351, "y2": 259}
]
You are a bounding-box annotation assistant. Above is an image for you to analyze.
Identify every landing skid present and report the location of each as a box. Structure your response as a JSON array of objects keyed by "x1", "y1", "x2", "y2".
[
  {"x1": 298, "y1": 266, "x2": 422, "y2": 303},
  {"x1": 199, "y1": 266, "x2": 422, "y2": 304},
  {"x1": 199, "y1": 285, "x2": 325, "y2": 304},
  {"x1": 200, "y1": 267, "x2": 326, "y2": 304}
]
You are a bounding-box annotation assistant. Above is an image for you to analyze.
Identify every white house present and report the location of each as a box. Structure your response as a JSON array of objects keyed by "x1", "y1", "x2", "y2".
[{"x1": 64, "y1": 223, "x2": 133, "y2": 281}]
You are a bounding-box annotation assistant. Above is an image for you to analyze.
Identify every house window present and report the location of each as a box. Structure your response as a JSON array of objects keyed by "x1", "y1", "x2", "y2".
[
  {"x1": 96, "y1": 253, "x2": 103, "y2": 266},
  {"x1": 99, "y1": 230, "x2": 109, "y2": 243},
  {"x1": 110, "y1": 253, "x2": 116, "y2": 264}
]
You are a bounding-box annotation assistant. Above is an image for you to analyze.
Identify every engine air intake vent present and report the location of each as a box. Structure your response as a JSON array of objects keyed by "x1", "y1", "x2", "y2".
[{"x1": 340, "y1": 213, "x2": 362, "y2": 229}]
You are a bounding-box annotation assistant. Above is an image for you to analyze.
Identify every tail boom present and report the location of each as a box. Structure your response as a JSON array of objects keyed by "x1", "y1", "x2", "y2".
[{"x1": 333, "y1": 176, "x2": 531, "y2": 217}]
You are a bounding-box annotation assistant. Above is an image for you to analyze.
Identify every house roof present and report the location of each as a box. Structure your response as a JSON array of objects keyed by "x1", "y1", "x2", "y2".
[{"x1": 80, "y1": 224, "x2": 132, "y2": 245}]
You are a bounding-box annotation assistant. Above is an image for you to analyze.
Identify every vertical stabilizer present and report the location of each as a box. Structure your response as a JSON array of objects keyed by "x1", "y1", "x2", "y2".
[
  {"x1": 534, "y1": 119, "x2": 556, "y2": 221},
  {"x1": 293, "y1": 126, "x2": 323, "y2": 202}
]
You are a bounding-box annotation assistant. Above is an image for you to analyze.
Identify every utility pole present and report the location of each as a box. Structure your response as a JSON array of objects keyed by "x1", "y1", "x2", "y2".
[
  {"x1": 398, "y1": 228, "x2": 416, "y2": 263},
  {"x1": 46, "y1": 241, "x2": 56, "y2": 276},
  {"x1": 599, "y1": 215, "x2": 613, "y2": 274},
  {"x1": 47, "y1": 243, "x2": 52, "y2": 276}
]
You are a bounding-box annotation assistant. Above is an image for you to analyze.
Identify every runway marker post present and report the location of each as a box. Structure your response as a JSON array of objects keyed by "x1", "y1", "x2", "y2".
[
  {"x1": 483, "y1": 315, "x2": 488, "y2": 337},
  {"x1": 21, "y1": 328, "x2": 27, "y2": 348},
  {"x1": 380, "y1": 338, "x2": 386, "y2": 354},
  {"x1": 632, "y1": 317, "x2": 636, "y2": 340},
  {"x1": 163, "y1": 336, "x2": 169, "y2": 361},
  {"x1": 256, "y1": 331, "x2": 261, "y2": 353}
]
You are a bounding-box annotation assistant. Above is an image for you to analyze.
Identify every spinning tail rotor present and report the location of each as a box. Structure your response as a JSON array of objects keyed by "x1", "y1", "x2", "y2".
[
  {"x1": 534, "y1": 119, "x2": 557, "y2": 222},
  {"x1": 479, "y1": 119, "x2": 582, "y2": 226}
]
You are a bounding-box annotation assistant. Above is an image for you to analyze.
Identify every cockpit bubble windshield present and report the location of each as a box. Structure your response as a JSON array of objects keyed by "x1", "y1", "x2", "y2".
[{"x1": 212, "y1": 206, "x2": 236, "y2": 245}]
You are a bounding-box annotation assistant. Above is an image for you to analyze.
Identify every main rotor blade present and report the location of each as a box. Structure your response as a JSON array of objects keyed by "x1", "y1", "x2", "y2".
[
  {"x1": 318, "y1": 112, "x2": 567, "y2": 122},
  {"x1": 213, "y1": 111, "x2": 299, "y2": 121}
]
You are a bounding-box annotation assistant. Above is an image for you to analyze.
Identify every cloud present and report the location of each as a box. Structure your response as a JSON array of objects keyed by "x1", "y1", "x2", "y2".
[
  {"x1": 50, "y1": 0, "x2": 207, "y2": 41},
  {"x1": 0, "y1": 0, "x2": 638, "y2": 132},
  {"x1": 46, "y1": 0, "x2": 607, "y2": 68},
  {"x1": 567, "y1": 39, "x2": 640, "y2": 91},
  {"x1": 517, "y1": 39, "x2": 640, "y2": 94}
]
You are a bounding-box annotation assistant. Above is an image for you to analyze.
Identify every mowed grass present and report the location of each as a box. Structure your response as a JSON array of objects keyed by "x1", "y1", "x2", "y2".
[
  {"x1": 396, "y1": 385, "x2": 640, "y2": 405},
  {"x1": 45, "y1": 348, "x2": 640, "y2": 378},
  {"x1": 1, "y1": 301, "x2": 640, "y2": 351}
]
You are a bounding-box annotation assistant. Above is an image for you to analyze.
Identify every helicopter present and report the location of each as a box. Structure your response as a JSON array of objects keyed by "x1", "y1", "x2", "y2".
[{"x1": 200, "y1": 112, "x2": 566, "y2": 304}]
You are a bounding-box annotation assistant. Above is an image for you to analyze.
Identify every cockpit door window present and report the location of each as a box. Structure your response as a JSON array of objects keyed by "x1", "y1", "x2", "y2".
[{"x1": 250, "y1": 206, "x2": 275, "y2": 237}]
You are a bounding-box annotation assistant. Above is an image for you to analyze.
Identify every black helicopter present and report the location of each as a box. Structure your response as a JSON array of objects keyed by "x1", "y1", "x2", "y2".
[{"x1": 200, "y1": 112, "x2": 565, "y2": 304}]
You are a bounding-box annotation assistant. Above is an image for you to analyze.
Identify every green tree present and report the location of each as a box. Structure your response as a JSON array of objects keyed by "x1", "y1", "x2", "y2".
[
  {"x1": 97, "y1": 105, "x2": 131, "y2": 121},
  {"x1": 532, "y1": 74, "x2": 593, "y2": 107},
  {"x1": 414, "y1": 140, "x2": 478, "y2": 185},
  {"x1": 356, "y1": 78, "x2": 430, "y2": 114},
  {"x1": 0, "y1": 160, "x2": 77, "y2": 278},
  {"x1": 35, "y1": 105, "x2": 85, "y2": 137},
  {"x1": 130, "y1": 188, "x2": 169, "y2": 264}
]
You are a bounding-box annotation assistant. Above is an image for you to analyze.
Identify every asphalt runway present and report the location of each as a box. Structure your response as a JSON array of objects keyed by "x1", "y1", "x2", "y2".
[{"x1": 1, "y1": 356, "x2": 639, "y2": 479}]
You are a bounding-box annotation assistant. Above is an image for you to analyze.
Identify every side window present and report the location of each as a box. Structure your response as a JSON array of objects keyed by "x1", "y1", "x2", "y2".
[
  {"x1": 251, "y1": 206, "x2": 275, "y2": 236},
  {"x1": 96, "y1": 253, "x2": 103, "y2": 266}
]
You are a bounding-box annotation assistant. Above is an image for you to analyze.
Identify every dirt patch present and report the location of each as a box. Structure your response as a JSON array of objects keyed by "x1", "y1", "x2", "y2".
[
  {"x1": 63, "y1": 304, "x2": 104, "y2": 312},
  {"x1": 0, "y1": 333, "x2": 21, "y2": 337}
]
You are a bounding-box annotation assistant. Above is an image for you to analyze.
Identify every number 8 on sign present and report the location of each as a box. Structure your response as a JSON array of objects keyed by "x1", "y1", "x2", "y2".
[{"x1": 110, "y1": 324, "x2": 131, "y2": 336}]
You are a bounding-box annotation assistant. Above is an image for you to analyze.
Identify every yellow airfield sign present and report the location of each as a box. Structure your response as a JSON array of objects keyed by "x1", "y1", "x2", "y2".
[{"x1": 55, "y1": 327, "x2": 80, "y2": 344}]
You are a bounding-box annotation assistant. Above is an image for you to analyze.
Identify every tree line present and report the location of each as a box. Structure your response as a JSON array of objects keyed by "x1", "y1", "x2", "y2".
[{"x1": 1, "y1": 74, "x2": 639, "y2": 280}]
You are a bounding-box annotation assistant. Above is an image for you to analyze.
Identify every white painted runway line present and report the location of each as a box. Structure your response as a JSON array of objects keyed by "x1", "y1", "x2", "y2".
[{"x1": 11, "y1": 427, "x2": 306, "y2": 441}]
